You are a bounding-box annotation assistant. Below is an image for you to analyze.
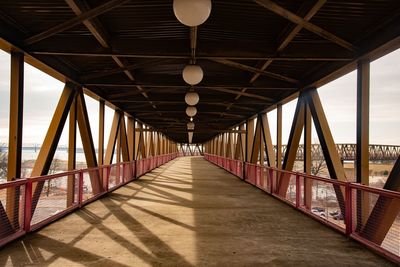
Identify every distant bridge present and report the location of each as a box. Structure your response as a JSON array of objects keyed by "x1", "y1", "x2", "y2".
[
  {"x1": 279, "y1": 144, "x2": 400, "y2": 162},
  {"x1": 1, "y1": 144, "x2": 399, "y2": 162}
]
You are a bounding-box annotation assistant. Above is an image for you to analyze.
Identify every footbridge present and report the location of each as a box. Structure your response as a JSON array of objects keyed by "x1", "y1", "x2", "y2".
[{"x1": 0, "y1": 0, "x2": 399, "y2": 265}]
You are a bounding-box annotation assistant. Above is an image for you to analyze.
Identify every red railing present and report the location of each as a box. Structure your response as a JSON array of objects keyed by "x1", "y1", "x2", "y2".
[
  {"x1": 204, "y1": 153, "x2": 400, "y2": 264},
  {"x1": 0, "y1": 153, "x2": 178, "y2": 248}
]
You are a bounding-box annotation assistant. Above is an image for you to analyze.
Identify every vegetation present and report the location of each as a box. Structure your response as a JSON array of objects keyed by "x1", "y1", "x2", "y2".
[
  {"x1": 0, "y1": 144, "x2": 7, "y2": 180},
  {"x1": 311, "y1": 159, "x2": 327, "y2": 176}
]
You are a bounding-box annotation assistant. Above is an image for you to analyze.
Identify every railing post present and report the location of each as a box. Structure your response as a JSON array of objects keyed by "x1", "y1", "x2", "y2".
[
  {"x1": 296, "y1": 174, "x2": 300, "y2": 208},
  {"x1": 78, "y1": 171, "x2": 84, "y2": 206},
  {"x1": 242, "y1": 162, "x2": 246, "y2": 180},
  {"x1": 345, "y1": 183, "x2": 353, "y2": 235},
  {"x1": 134, "y1": 160, "x2": 137, "y2": 179},
  {"x1": 24, "y1": 180, "x2": 32, "y2": 232},
  {"x1": 122, "y1": 163, "x2": 126, "y2": 183},
  {"x1": 269, "y1": 169, "x2": 274, "y2": 194}
]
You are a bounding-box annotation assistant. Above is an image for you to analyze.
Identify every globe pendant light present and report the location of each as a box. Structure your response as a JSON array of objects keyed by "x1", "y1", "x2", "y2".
[
  {"x1": 187, "y1": 122, "x2": 195, "y2": 130},
  {"x1": 185, "y1": 91, "x2": 200, "y2": 106},
  {"x1": 173, "y1": 0, "x2": 212, "y2": 27},
  {"x1": 186, "y1": 106, "x2": 197, "y2": 117},
  {"x1": 183, "y1": 64, "x2": 203, "y2": 85}
]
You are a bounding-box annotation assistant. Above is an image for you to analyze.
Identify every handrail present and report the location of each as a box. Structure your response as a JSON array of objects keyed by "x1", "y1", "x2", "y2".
[
  {"x1": 204, "y1": 153, "x2": 400, "y2": 264},
  {"x1": 0, "y1": 153, "x2": 178, "y2": 248}
]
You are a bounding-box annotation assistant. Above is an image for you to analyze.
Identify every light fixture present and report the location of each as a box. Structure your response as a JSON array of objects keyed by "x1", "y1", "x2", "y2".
[
  {"x1": 186, "y1": 106, "x2": 197, "y2": 117},
  {"x1": 190, "y1": 117, "x2": 193, "y2": 122},
  {"x1": 188, "y1": 132, "x2": 193, "y2": 144},
  {"x1": 173, "y1": 0, "x2": 212, "y2": 27},
  {"x1": 187, "y1": 122, "x2": 195, "y2": 130},
  {"x1": 182, "y1": 64, "x2": 203, "y2": 85},
  {"x1": 185, "y1": 91, "x2": 200, "y2": 106}
]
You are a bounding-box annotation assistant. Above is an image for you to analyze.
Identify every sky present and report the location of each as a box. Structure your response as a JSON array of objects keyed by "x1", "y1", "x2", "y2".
[{"x1": 0, "y1": 48, "x2": 400, "y2": 147}]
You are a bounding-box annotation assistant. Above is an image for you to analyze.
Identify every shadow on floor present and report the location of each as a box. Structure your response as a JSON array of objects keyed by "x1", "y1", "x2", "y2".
[{"x1": 0, "y1": 157, "x2": 395, "y2": 266}]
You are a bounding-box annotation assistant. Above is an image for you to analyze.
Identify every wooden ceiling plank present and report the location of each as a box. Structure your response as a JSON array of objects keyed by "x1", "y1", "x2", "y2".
[
  {"x1": 250, "y1": 0, "x2": 327, "y2": 84},
  {"x1": 210, "y1": 58, "x2": 298, "y2": 84},
  {"x1": 85, "y1": 83, "x2": 296, "y2": 90},
  {"x1": 24, "y1": 0, "x2": 130, "y2": 45},
  {"x1": 30, "y1": 51, "x2": 352, "y2": 61},
  {"x1": 65, "y1": 0, "x2": 156, "y2": 109},
  {"x1": 80, "y1": 59, "x2": 164, "y2": 81},
  {"x1": 206, "y1": 87, "x2": 274, "y2": 101},
  {"x1": 255, "y1": 0, "x2": 356, "y2": 51}
]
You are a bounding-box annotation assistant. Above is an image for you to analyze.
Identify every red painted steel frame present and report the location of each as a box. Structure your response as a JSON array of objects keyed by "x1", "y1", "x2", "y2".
[
  {"x1": 0, "y1": 153, "x2": 178, "y2": 248},
  {"x1": 204, "y1": 153, "x2": 400, "y2": 264}
]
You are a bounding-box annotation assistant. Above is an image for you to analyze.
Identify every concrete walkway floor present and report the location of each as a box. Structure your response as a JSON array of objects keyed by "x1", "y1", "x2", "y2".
[{"x1": 0, "y1": 157, "x2": 394, "y2": 266}]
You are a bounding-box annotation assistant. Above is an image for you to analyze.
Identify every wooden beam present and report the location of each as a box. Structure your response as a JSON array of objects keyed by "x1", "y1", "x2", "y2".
[
  {"x1": 6, "y1": 51, "x2": 24, "y2": 228},
  {"x1": 210, "y1": 58, "x2": 298, "y2": 84},
  {"x1": 305, "y1": 89, "x2": 346, "y2": 215},
  {"x1": 134, "y1": 122, "x2": 142, "y2": 160},
  {"x1": 76, "y1": 91, "x2": 103, "y2": 193},
  {"x1": 24, "y1": 0, "x2": 130, "y2": 45},
  {"x1": 261, "y1": 113, "x2": 276, "y2": 167},
  {"x1": 356, "y1": 60, "x2": 370, "y2": 185},
  {"x1": 278, "y1": 0, "x2": 327, "y2": 52},
  {"x1": 250, "y1": 115, "x2": 262, "y2": 164},
  {"x1": 65, "y1": 0, "x2": 154, "y2": 106},
  {"x1": 31, "y1": 84, "x2": 76, "y2": 176},
  {"x1": 250, "y1": 0, "x2": 327, "y2": 83},
  {"x1": 246, "y1": 119, "x2": 255, "y2": 162},
  {"x1": 155, "y1": 132, "x2": 160, "y2": 156},
  {"x1": 80, "y1": 59, "x2": 163, "y2": 81},
  {"x1": 356, "y1": 60, "x2": 370, "y2": 225},
  {"x1": 225, "y1": 133, "x2": 232, "y2": 159},
  {"x1": 135, "y1": 111, "x2": 247, "y2": 118},
  {"x1": 147, "y1": 130, "x2": 154, "y2": 157},
  {"x1": 276, "y1": 105, "x2": 282, "y2": 169},
  {"x1": 65, "y1": 0, "x2": 110, "y2": 47},
  {"x1": 205, "y1": 87, "x2": 274, "y2": 101},
  {"x1": 98, "y1": 100, "x2": 105, "y2": 165},
  {"x1": 188, "y1": 143, "x2": 194, "y2": 156},
  {"x1": 255, "y1": 0, "x2": 356, "y2": 51},
  {"x1": 304, "y1": 103, "x2": 312, "y2": 209},
  {"x1": 108, "y1": 89, "x2": 152, "y2": 100},
  {"x1": 7, "y1": 52, "x2": 24, "y2": 181},
  {"x1": 67, "y1": 95, "x2": 77, "y2": 207},
  {"x1": 361, "y1": 156, "x2": 400, "y2": 244},
  {"x1": 139, "y1": 126, "x2": 146, "y2": 159},
  {"x1": 278, "y1": 96, "x2": 305, "y2": 196},
  {"x1": 306, "y1": 90, "x2": 347, "y2": 182},
  {"x1": 220, "y1": 135, "x2": 224, "y2": 157},
  {"x1": 31, "y1": 83, "x2": 76, "y2": 214},
  {"x1": 116, "y1": 127, "x2": 121, "y2": 164},
  {"x1": 76, "y1": 91, "x2": 98, "y2": 169},
  {"x1": 86, "y1": 83, "x2": 296, "y2": 90},
  {"x1": 31, "y1": 51, "x2": 353, "y2": 61},
  {"x1": 127, "y1": 117, "x2": 134, "y2": 161},
  {"x1": 115, "y1": 100, "x2": 258, "y2": 112},
  {"x1": 104, "y1": 111, "x2": 121, "y2": 165},
  {"x1": 119, "y1": 114, "x2": 130, "y2": 162}
]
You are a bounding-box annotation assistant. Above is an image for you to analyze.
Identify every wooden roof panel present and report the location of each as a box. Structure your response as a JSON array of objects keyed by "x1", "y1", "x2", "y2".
[{"x1": 0, "y1": 0, "x2": 398, "y2": 142}]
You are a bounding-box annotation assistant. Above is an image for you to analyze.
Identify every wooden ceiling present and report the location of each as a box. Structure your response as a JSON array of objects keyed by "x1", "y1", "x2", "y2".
[{"x1": 0, "y1": 0, "x2": 399, "y2": 143}]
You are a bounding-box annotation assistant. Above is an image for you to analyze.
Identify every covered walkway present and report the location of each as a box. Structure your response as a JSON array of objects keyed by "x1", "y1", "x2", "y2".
[{"x1": 0, "y1": 157, "x2": 392, "y2": 266}]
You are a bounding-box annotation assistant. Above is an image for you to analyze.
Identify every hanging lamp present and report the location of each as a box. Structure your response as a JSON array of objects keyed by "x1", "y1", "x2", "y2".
[
  {"x1": 173, "y1": 0, "x2": 212, "y2": 27},
  {"x1": 186, "y1": 106, "x2": 197, "y2": 117}
]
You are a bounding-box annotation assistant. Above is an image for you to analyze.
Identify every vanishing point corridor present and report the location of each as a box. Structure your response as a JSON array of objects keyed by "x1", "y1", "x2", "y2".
[{"x1": 0, "y1": 157, "x2": 392, "y2": 266}]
